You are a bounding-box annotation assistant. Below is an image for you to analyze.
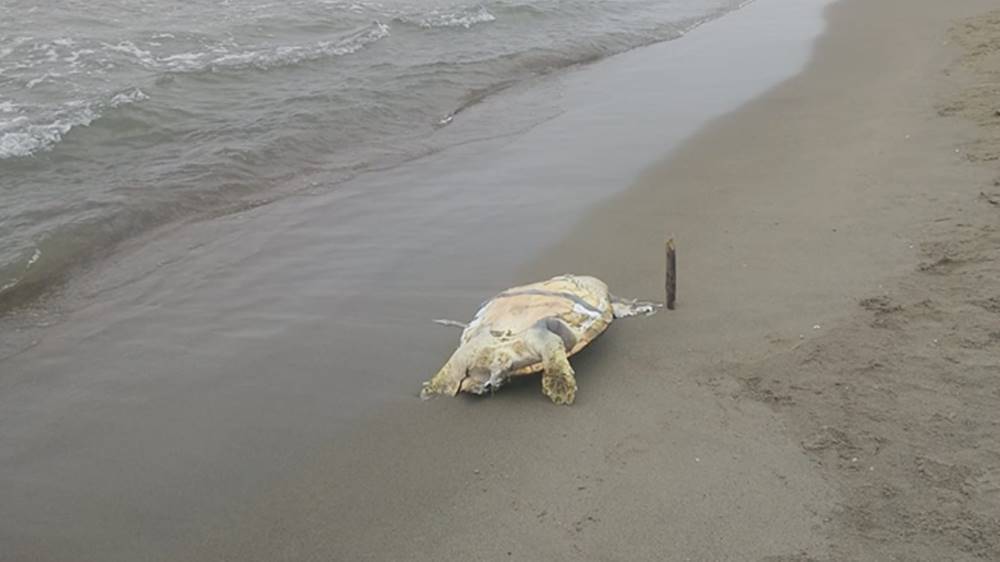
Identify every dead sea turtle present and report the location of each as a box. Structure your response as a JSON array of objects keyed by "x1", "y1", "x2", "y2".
[{"x1": 420, "y1": 274, "x2": 659, "y2": 405}]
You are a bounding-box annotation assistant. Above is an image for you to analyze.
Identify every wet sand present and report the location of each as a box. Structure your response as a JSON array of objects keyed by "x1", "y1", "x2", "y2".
[{"x1": 3, "y1": 0, "x2": 1000, "y2": 560}]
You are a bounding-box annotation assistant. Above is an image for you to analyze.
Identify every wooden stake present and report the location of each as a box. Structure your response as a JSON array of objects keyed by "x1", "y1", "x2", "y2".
[{"x1": 665, "y1": 238, "x2": 676, "y2": 310}]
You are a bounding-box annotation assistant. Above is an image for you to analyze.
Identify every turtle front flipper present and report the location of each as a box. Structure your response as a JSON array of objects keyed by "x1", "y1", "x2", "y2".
[
  {"x1": 420, "y1": 351, "x2": 467, "y2": 399},
  {"x1": 528, "y1": 324, "x2": 577, "y2": 405}
]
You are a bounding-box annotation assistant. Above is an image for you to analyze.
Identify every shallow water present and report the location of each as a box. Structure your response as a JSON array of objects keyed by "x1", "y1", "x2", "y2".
[{"x1": 0, "y1": 0, "x2": 746, "y2": 306}]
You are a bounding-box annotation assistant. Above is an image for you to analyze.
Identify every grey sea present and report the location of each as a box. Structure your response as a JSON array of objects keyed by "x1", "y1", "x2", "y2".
[{"x1": 1, "y1": 0, "x2": 747, "y2": 307}]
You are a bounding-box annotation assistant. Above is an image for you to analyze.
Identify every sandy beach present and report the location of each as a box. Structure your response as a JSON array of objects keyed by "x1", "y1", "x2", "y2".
[
  {"x1": 3, "y1": 0, "x2": 1000, "y2": 560},
  {"x1": 516, "y1": 0, "x2": 1000, "y2": 558}
]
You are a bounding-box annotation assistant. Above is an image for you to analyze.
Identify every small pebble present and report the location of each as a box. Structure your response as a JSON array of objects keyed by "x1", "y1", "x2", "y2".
[
  {"x1": 851, "y1": 457, "x2": 858, "y2": 463},
  {"x1": 813, "y1": 324, "x2": 821, "y2": 330}
]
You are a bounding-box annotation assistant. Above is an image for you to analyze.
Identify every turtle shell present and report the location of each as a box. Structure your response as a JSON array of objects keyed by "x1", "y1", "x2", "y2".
[{"x1": 460, "y1": 275, "x2": 614, "y2": 376}]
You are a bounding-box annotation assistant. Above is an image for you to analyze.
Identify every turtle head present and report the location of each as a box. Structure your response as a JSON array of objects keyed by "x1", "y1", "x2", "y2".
[
  {"x1": 461, "y1": 345, "x2": 515, "y2": 395},
  {"x1": 420, "y1": 336, "x2": 515, "y2": 399}
]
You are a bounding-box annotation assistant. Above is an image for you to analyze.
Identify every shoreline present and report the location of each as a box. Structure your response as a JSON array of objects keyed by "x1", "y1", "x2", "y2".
[{"x1": 4, "y1": 0, "x2": 1000, "y2": 560}]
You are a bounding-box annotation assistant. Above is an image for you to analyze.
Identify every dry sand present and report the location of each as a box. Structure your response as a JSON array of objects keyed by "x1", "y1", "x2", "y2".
[{"x1": 3, "y1": 0, "x2": 1000, "y2": 560}]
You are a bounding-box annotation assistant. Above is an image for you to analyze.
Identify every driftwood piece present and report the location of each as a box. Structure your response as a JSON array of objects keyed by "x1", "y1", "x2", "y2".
[{"x1": 665, "y1": 238, "x2": 676, "y2": 310}]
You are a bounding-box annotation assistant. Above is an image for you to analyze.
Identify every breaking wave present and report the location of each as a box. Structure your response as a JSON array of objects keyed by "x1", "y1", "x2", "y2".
[{"x1": 0, "y1": 87, "x2": 148, "y2": 159}]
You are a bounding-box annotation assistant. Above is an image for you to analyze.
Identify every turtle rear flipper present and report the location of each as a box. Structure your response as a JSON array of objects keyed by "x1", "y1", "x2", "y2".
[{"x1": 610, "y1": 295, "x2": 661, "y2": 319}]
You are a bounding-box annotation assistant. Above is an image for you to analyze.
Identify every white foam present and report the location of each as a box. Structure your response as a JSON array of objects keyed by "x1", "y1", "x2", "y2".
[
  {"x1": 207, "y1": 22, "x2": 389, "y2": 70},
  {"x1": 66, "y1": 48, "x2": 95, "y2": 64},
  {"x1": 109, "y1": 87, "x2": 148, "y2": 106},
  {"x1": 26, "y1": 72, "x2": 55, "y2": 88},
  {"x1": 0, "y1": 116, "x2": 28, "y2": 130},
  {"x1": 102, "y1": 40, "x2": 158, "y2": 67},
  {"x1": 411, "y1": 6, "x2": 496, "y2": 29},
  {"x1": 160, "y1": 52, "x2": 206, "y2": 68},
  {"x1": 92, "y1": 22, "x2": 392, "y2": 76},
  {"x1": 0, "y1": 110, "x2": 95, "y2": 158},
  {"x1": 41, "y1": 45, "x2": 59, "y2": 63},
  {"x1": 0, "y1": 88, "x2": 148, "y2": 159}
]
